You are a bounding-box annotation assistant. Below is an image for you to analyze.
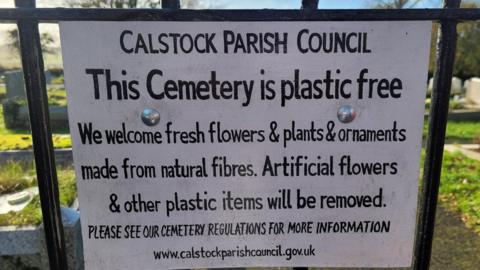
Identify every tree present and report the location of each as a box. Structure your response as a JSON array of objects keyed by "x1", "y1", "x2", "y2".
[
  {"x1": 66, "y1": 0, "x2": 161, "y2": 8},
  {"x1": 429, "y1": 1, "x2": 480, "y2": 78},
  {"x1": 453, "y1": 3, "x2": 480, "y2": 78},
  {"x1": 66, "y1": 0, "x2": 211, "y2": 8},
  {"x1": 373, "y1": 1, "x2": 480, "y2": 78},
  {"x1": 373, "y1": 0, "x2": 422, "y2": 8},
  {"x1": 7, "y1": 29, "x2": 55, "y2": 54}
]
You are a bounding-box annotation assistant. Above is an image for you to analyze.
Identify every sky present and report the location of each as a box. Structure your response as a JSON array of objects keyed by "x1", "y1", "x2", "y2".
[{"x1": 0, "y1": 0, "x2": 476, "y2": 45}]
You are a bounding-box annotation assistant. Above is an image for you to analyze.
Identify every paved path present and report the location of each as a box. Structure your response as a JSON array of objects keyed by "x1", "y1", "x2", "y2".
[{"x1": 430, "y1": 202, "x2": 480, "y2": 270}]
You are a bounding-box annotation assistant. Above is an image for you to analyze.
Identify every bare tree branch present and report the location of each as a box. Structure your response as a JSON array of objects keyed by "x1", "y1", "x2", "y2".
[{"x1": 372, "y1": 0, "x2": 423, "y2": 9}]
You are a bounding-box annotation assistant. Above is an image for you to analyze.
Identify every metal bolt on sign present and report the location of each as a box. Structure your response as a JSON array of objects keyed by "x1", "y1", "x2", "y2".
[
  {"x1": 337, "y1": 105, "x2": 356, "y2": 123},
  {"x1": 141, "y1": 108, "x2": 161, "y2": 126}
]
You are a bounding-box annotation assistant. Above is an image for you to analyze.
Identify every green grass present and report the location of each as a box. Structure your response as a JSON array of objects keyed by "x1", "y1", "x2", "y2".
[
  {"x1": 47, "y1": 87, "x2": 68, "y2": 106},
  {"x1": 0, "y1": 162, "x2": 76, "y2": 226},
  {"x1": 423, "y1": 121, "x2": 480, "y2": 143},
  {"x1": 0, "y1": 161, "x2": 36, "y2": 195},
  {"x1": 51, "y1": 75, "x2": 64, "y2": 85},
  {"x1": 0, "y1": 134, "x2": 71, "y2": 151},
  {"x1": 439, "y1": 151, "x2": 480, "y2": 234},
  {"x1": 445, "y1": 122, "x2": 480, "y2": 143}
]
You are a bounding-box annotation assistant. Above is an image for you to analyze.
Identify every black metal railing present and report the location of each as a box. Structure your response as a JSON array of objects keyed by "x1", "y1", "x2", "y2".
[{"x1": 1, "y1": 0, "x2": 479, "y2": 269}]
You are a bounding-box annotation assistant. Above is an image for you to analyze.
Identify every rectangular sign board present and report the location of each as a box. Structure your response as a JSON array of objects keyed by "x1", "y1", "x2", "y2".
[{"x1": 60, "y1": 21, "x2": 431, "y2": 269}]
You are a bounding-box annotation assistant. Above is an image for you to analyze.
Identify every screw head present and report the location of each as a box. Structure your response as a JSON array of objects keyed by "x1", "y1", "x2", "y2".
[
  {"x1": 337, "y1": 105, "x2": 356, "y2": 123},
  {"x1": 141, "y1": 108, "x2": 160, "y2": 126}
]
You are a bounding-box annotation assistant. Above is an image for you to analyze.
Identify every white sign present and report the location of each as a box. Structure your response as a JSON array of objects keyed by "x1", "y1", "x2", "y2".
[{"x1": 60, "y1": 21, "x2": 431, "y2": 269}]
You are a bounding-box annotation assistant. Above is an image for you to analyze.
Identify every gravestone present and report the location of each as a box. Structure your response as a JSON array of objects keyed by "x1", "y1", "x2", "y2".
[
  {"x1": 451, "y1": 77, "x2": 462, "y2": 95},
  {"x1": 2, "y1": 70, "x2": 69, "y2": 131},
  {"x1": 428, "y1": 77, "x2": 434, "y2": 95},
  {"x1": 465, "y1": 77, "x2": 480, "y2": 105},
  {"x1": 42, "y1": 207, "x2": 84, "y2": 270},
  {"x1": 427, "y1": 77, "x2": 462, "y2": 96},
  {"x1": 44, "y1": 70, "x2": 53, "y2": 84},
  {"x1": 4, "y1": 70, "x2": 26, "y2": 100},
  {"x1": 0, "y1": 207, "x2": 83, "y2": 270},
  {"x1": 464, "y1": 79, "x2": 470, "y2": 93},
  {"x1": 4, "y1": 70, "x2": 63, "y2": 98}
]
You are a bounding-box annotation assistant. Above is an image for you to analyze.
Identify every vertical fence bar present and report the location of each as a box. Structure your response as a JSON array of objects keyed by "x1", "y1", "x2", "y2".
[
  {"x1": 414, "y1": 0, "x2": 460, "y2": 269},
  {"x1": 162, "y1": 0, "x2": 180, "y2": 9},
  {"x1": 301, "y1": 0, "x2": 318, "y2": 10},
  {"x1": 15, "y1": 0, "x2": 68, "y2": 269}
]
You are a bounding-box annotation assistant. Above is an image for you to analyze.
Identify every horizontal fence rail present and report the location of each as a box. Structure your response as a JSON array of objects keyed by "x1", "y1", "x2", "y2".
[{"x1": 0, "y1": 8, "x2": 479, "y2": 22}]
